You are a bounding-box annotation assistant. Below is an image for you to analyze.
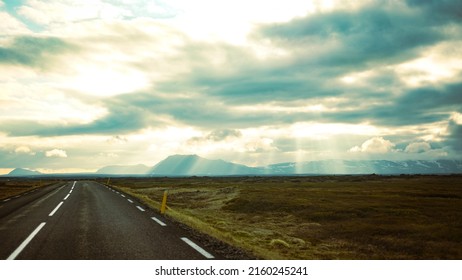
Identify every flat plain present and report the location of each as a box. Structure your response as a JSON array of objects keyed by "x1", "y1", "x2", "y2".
[
  {"x1": 2, "y1": 175, "x2": 461, "y2": 259},
  {"x1": 108, "y1": 175, "x2": 462, "y2": 259}
]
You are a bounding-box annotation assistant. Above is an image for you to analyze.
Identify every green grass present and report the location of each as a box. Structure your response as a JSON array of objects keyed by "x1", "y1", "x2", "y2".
[{"x1": 107, "y1": 175, "x2": 462, "y2": 259}]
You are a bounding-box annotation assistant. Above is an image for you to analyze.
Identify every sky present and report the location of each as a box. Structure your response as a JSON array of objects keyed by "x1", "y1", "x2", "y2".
[{"x1": 1, "y1": 0, "x2": 462, "y2": 174}]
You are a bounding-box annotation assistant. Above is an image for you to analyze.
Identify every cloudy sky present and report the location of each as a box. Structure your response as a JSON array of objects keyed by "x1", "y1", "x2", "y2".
[{"x1": 1, "y1": 0, "x2": 461, "y2": 174}]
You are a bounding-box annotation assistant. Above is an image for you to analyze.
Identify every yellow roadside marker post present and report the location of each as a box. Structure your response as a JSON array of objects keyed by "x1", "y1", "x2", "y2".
[{"x1": 160, "y1": 190, "x2": 168, "y2": 214}]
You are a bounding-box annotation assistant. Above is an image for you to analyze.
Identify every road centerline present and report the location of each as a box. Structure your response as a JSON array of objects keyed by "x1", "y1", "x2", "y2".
[
  {"x1": 63, "y1": 194, "x2": 70, "y2": 200},
  {"x1": 7, "y1": 222, "x2": 47, "y2": 260},
  {"x1": 49, "y1": 202, "x2": 64, "y2": 216}
]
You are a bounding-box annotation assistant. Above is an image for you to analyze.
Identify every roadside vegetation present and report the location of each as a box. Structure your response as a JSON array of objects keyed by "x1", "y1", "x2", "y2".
[
  {"x1": 0, "y1": 178, "x2": 53, "y2": 200},
  {"x1": 108, "y1": 175, "x2": 462, "y2": 259}
]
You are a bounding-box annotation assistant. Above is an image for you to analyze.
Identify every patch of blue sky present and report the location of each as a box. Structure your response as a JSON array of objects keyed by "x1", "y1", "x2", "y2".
[{"x1": 2, "y1": 0, "x2": 44, "y2": 32}]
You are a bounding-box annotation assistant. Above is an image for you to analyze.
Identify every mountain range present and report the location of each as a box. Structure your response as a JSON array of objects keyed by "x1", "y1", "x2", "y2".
[
  {"x1": 98, "y1": 155, "x2": 462, "y2": 176},
  {"x1": 6, "y1": 155, "x2": 462, "y2": 176},
  {"x1": 100, "y1": 155, "x2": 462, "y2": 176},
  {"x1": 96, "y1": 164, "x2": 151, "y2": 175}
]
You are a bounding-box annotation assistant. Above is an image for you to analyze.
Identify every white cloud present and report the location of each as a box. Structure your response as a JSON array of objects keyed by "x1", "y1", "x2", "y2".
[
  {"x1": 0, "y1": 12, "x2": 30, "y2": 34},
  {"x1": 0, "y1": 82, "x2": 108, "y2": 123},
  {"x1": 15, "y1": 146, "x2": 36, "y2": 155},
  {"x1": 451, "y1": 112, "x2": 462, "y2": 125},
  {"x1": 45, "y1": 149, "x2": 68, "y2": 158},
  {"x1": 18, "y1": 0, "x2": 104, "y2": 25},
  {"x1": 405, "y1": 142, "x2": 432, "y2": 153},
  {"x1": 162, "y1": 0, "x2": 315, "y2": 44},
  {"x1": 396, "y1": 49, "x2": 462, "y2": 87},
  {"x1": 42, "y1": 19, "x2": 183, "y2": 98},
  {"x1": 349, "y1": 137, "x2": 395, "y2": 154}
]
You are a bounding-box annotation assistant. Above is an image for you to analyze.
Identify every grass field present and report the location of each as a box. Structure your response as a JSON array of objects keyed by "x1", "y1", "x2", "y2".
[
  {"x1": 0, "y1": 178, "x2": 54, "y2": 200},
  {"x1": 108, "y1": 175, "x2": 462, "y2": 259}
]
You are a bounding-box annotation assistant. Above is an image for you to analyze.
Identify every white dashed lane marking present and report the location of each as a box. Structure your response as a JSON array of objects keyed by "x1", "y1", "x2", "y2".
[
  {"x1": 151, "y1": 217, "x2": 166, "y2": 227},
  {"x1": 48, "y1": 202, "x2": 64, "y2": 217},
  {"x1": 180, "y1": 237, "x2": 214, "y2": 259},
  {"x1": 7, "y1": 222, "x2": 46, "y2": 260}
]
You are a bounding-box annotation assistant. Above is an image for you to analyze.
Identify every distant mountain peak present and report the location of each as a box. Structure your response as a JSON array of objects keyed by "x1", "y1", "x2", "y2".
[
  {"x1": 150, "y1": 154, "x2": 260, "y2": 176},
  {"x1": 165, "y1": 154, "x2": 202, "y2": 160},
  {"x1": 8, "y1": 168, "x2": 42, "y2": 176}
]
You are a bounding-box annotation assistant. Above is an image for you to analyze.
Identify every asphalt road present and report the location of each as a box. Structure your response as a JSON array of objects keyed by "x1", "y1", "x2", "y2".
[{"x1": 0, "y1": 181, "x2": 219, "y2": 260}]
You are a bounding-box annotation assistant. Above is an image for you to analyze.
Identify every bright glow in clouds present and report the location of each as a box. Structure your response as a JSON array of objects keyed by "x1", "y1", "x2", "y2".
[
  {"x1": 451, "y1": 112, "x2": 462, "y2": 125},
  {"x1": 63, "y1": 66, "x2": 149, "y2": 97},
  {"x1": 1, "y1": 83, "x2": 107, "y2": 122},
  {"x1": 292, "y1": 123, "x2": 379, "y2": 139},
  {"x1": 165, "y1": 0, "x2": 314, "y2": 44}
]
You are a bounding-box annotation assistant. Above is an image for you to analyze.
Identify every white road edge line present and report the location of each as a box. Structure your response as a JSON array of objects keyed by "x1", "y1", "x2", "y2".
[
  {"x1": 136, "y1": 206, "x2": 145, "y2": 212},
  {"x1": 49, "y1": 202, "x2": 64, "y2": 216},
  {"x1": 127, "y1": 199, "x2": 133, "y2": 203},
  {"x1": 121, "y1": 194, "x2": 126, "y2": 197},
  {"x1": 3, "y1": 198, "x2": 11, "y2": 202},
  {"x1": 63, "y1": 194, "x2": 70, "y2": 200},
  {"x1": 151, "y1": 217, "x2": 166, "y2": 226},
  {"x1": 180, "y1": 237, "x2": 214, "y2": 259},
  {"x1": 7, "y1": 222, "x2": 46, "y2": 260}
]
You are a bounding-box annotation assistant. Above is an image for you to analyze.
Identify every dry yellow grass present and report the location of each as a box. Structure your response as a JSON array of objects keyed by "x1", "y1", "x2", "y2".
[
  {"x1": 108, "y1": 175, "x2": 462, "y2": 259},
  {"x1": 0, "y1": 178, "x2": 52, "y2": 200}
]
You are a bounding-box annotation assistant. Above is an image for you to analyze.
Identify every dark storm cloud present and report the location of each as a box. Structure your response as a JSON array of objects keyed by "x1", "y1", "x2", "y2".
[
  {"x1": 326, "y1": 81, "x2": 462, "y2": 127},
  {"x1": 405, "y1": 0, "x2": 462, "y2": 22},
  {"x1": 188, "y1": 129, "x2": 242, "y2": 144},
  {"x1": 258, "y1": 5, "x2": 450, "y2": 68},
  {"x1": 445, "y1": 121, "x2": 462, "y2": 151},
  {"x1": 0, "y1": 36, "x2": 78, "y2": 69}
]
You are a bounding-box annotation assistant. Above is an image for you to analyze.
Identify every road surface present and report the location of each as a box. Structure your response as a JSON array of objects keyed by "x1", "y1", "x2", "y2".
[{"x1": 0, "y1": 181, "x2": 219, "y2": 259}]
